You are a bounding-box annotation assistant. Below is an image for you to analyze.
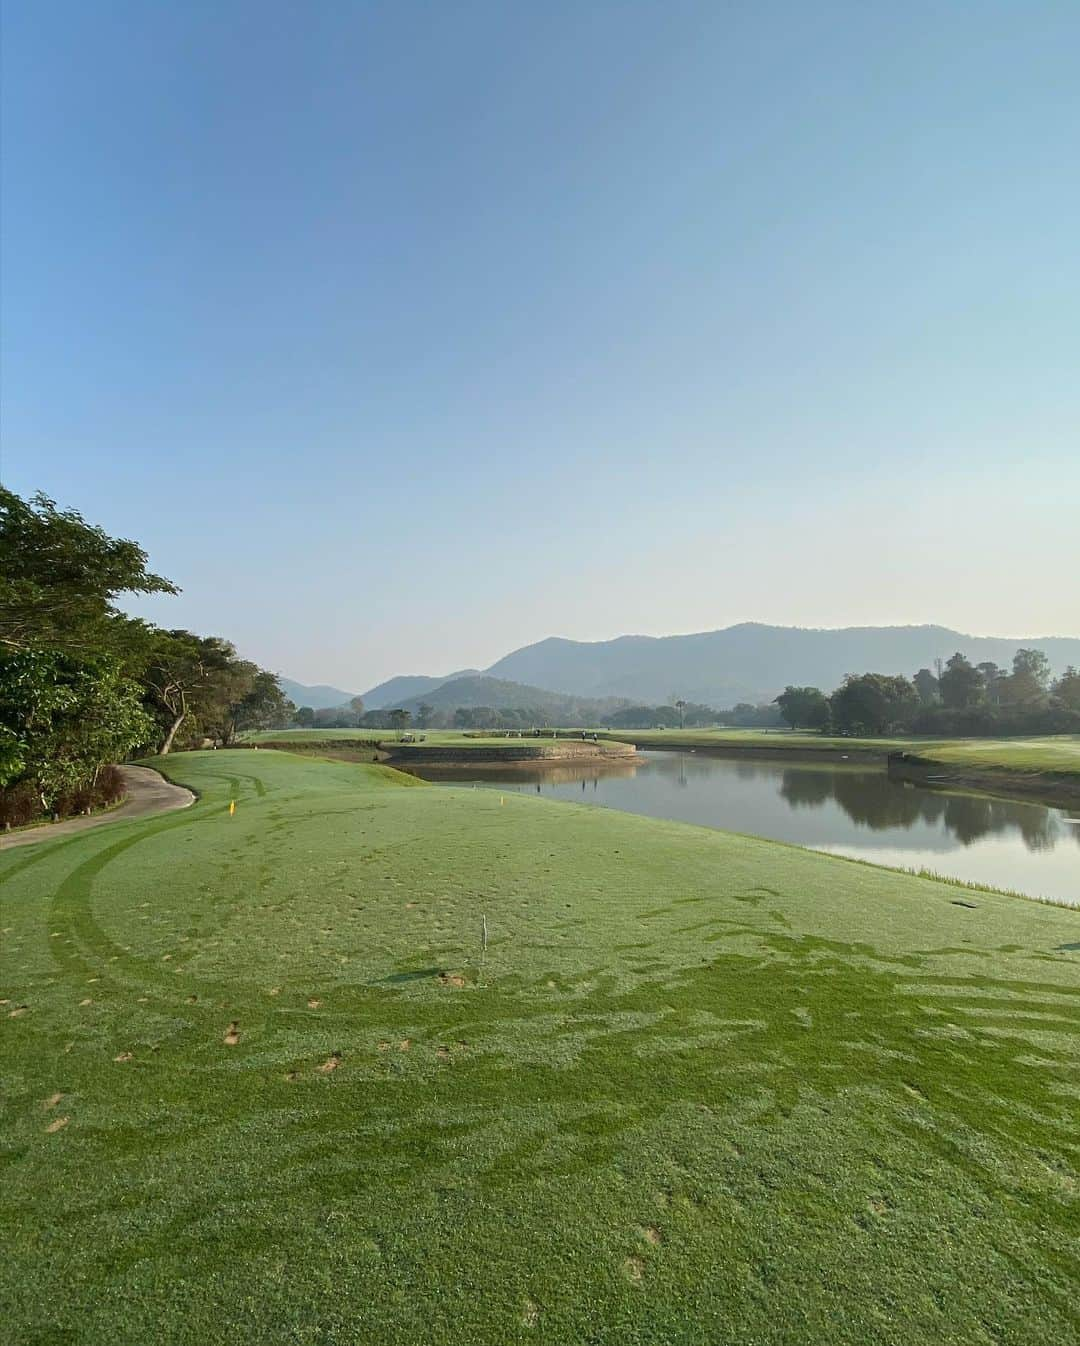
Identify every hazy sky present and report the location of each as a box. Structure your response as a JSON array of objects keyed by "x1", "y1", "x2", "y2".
[{"x1": 3, "y1": 1, "x2": 1078, "y2": 691}]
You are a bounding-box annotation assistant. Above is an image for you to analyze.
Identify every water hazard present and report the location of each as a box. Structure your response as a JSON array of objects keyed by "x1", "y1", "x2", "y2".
[{"x1": 402, "y1": 750, "x2": 1080, "y2": 906}]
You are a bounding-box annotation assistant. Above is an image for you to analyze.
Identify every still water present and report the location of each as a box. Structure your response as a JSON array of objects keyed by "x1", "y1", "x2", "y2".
[{"x1": 403, "y1": 751, "x2": 1080, "y2": 906}]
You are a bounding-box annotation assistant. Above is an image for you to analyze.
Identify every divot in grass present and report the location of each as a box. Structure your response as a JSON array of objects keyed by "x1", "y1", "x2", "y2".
[
  {"x1": 623, "y1": 1256, "x2": 646, "y2": 1283},
  {"x1": 223, "y1": 1022, "x2": 241, "y2": 1046},
  {"x1": 45, "y1": 1117, "x2": 70, "y2": 1134}
]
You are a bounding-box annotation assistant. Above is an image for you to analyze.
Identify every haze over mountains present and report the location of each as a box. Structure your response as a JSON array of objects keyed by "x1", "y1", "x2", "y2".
[{"x1": 285, "y1": 624, "x2": 1080, "y2": 713}]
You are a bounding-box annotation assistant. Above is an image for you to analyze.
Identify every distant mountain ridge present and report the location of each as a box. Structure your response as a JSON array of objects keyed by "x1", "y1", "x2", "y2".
[
  {"x1": 362, "y1": 669, "x2": 479, "y2": 709},
  {"x1": 393, "y1": 675, "x2": 631, "y2": 720},
  {"x1": 278, "y1": 678, "x2": 359, "y2": 710},
  {"x1": 350, "y1": 623, "x2": 1080, "y2": 711}
]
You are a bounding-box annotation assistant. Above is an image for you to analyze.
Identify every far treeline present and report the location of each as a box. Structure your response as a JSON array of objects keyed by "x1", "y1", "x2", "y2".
[
  {"x1": 299, "y1": 658, "x2": 1080, "y2": 738},
  {"x1": 774, "y1": 652, "x2": 1080, "y2": 736},
  {"x1": 0, "y1": 489, "x2": 295, "y2": 827},
  {"x1": 290, "y1": 699, "x2": 784, "y2": 732}
]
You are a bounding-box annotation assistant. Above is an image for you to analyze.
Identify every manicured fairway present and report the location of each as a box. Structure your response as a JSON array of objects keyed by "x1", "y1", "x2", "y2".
[{"x1": 2, "y1": 750, "x2": 1078, "y2": 1344}]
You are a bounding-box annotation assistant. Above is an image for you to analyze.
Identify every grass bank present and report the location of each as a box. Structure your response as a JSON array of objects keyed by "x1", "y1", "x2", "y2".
[
  {"x1": 243, "y1": 728, "x2": 638, "y2": 766},
  {"x1": 601, "y1": 729, "x2": 1080, "y2": 804},
  {"x1": 4, "y1": 750, "x2": 1076, "y2": 1344}
]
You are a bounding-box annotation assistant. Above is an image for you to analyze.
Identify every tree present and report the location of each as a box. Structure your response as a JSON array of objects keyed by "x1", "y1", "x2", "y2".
[
  {"x1": 1052, "y1": 666, "x2": 1080, "y2": 711},
  {"x1": 232, "y1": 671, "x2": 294, "y2": 736},
  {"x1": 349, "y1": 695, "x2": 365, "y2": 720},
  {"x1": 294, "y1": 705, "x2": 316, "y2": 728},
  {"x1": 1013, "y1": 648, "x2": 1051, "y2": 688},
  {"x1": 829, "y1": 673, "x2": 917, "y2": 735},
  {"x1": 673, "y1": 698, "x2": 687, "y2": 729},
  {"x1": 416, "y1": 702, "x2": 435, "y2": 729},
  {"x1": 388, "y1": 708, "x2": 411, "y2": 733},
  {"x1": 0, "y1": 649, "x2": 153, "y2": 808},
  {"x1": 1002, "y1": 648, "x2": 1052, "y2": 707},
  {"x1": 774, "y1": 686, "x2": 830, "y2": 730},
  {"x1": 913, "y1": 668, "x2": 939, "y2": 705},
  {"x1": 142, "y1": 631, "x2": 251, "y2": 753},
  {"x1": 975, "y1": 662, "x2": 1003, "y2": 705},
  {"x1": 0, "y1": 488, "x2": 176, "y2": 657},
  {"x1": 938, "y1": 653, "x2": 983, "y2": 710},
  {"x1": 205, "y1": 658, "x2": 261, "y2": 746}
]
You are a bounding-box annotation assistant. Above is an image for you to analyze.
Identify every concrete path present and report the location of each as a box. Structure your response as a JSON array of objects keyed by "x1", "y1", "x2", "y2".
[{"x1": 0, "y1": 765, "x2": 195, "y2": 851}]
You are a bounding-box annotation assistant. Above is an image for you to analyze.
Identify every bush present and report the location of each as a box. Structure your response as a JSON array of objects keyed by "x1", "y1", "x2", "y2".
[
  {"x1": 0, "y1": 764, "x2": 127, "y2": 829},
  {"x1": 0, "y1": 780, "x2": 40, "y2": 828}
]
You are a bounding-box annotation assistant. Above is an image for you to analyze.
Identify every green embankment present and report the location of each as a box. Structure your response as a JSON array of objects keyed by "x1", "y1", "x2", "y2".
[
  {"x1": 916, "y1": 735, "x2": 1080, "y2": 775},
  {"x1": 602, "y1": 728, "x2": 1080, "y2": 784},
  {"x1": 247, "y1": 728, "x2": 626, "y2": 749},
  {"x1": 2, "y1": 749, "x2": 1078, "y2": 1344},
  {"x1": 598, "y1": 727, "x2": 909, "y2": 753}
]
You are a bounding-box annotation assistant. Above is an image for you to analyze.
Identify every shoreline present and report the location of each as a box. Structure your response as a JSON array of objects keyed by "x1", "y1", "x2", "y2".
[
  {"x1": 885, "y1": 755, "x2": 1080, "y2": 812},
  {"x1": 381, "y1": 740, "x2": 639, "y2": 766}
]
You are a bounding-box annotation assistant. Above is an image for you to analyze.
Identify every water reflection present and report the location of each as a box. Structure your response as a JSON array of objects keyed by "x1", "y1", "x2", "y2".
[
  {"x1": 778, "y1": 766, "x2": 1065, "y2": 852},
  {"x1": 404, "y1": 751, "x2": 1080, "y2": 905}
]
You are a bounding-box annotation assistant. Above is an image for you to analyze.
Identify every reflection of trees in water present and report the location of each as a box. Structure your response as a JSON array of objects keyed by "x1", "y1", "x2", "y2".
[{"x1": 779, "y1": 766, "x2": 1064, "y2": 852}]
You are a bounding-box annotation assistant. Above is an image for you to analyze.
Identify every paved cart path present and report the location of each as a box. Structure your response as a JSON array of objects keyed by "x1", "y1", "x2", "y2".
[{"x1": 0, "y1": 765, "x2": 194, "y2": 850}]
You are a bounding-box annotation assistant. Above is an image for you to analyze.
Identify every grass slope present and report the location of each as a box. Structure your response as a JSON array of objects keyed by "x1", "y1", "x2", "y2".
[
  {"x1": 603, "y1": 728, "x2": 1080, "y2": 774},
  {"x1": 2, "y1": 750, "x2": 1078, "y2": 1345}
]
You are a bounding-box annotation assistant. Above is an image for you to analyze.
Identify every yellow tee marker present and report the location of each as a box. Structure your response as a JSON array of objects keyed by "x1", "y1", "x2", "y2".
[{"x1": 228, "y1": 800, "x2": 236, "y2": 816}]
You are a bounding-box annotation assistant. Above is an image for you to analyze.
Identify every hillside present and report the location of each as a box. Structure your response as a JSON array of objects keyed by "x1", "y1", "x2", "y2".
[
  {"x1": 277, "y1": 677, "x2": 358, "y2": 710},
  {"x1": 395, "y1": 674, "x2": 630, "y2": 722},
  {"x1": 362, "y1": 669, "x2": 479, "y2": 709},
  {"x1": 482, "y1": 623, "x2": 1080, "y2": 705},
  {"x1": 292, "y1": 624, "x2": 1080, "y2": 716}
]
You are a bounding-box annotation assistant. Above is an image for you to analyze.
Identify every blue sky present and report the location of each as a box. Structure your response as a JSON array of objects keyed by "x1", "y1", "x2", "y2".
[{"x1": 3, "y1": 1, "x2": 1077, "y2": 690}]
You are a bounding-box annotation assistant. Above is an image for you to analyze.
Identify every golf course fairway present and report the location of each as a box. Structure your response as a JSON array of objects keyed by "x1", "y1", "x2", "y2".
[{"x1": 2, "y1": 749, "x2": 1078, "y2": 1344}]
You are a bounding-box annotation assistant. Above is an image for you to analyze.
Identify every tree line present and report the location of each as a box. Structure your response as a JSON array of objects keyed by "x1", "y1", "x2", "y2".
[
  {"x1": 775, "y1": 648, "x2": 1080, "y2": 736},
  {"x1": 0, "y1": 489, "x2": 294, "y2": 825}
]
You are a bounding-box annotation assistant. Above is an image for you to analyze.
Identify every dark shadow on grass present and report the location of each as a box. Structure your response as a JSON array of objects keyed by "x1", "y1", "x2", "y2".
[{"x1": 382, "y1": 967, "x2": 444, "y2": 984}]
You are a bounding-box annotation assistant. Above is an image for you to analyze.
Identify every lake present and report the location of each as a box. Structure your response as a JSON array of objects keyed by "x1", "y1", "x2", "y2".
[{"x1": 401, "y1": 750, "x2": 1080, "y2": 906}]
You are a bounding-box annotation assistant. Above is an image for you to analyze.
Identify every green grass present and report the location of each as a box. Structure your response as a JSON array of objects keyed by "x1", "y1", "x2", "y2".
[
  {"x1": 598, "y1": 727, "x2": 919, "y2": 752},
  {"x1": 2, "y1": 749, "x2": 1078, "y2": 1344},
  {"x1": 602, "y1": 728, "x2": 1080, "y2": 775},
  {"x1": 918, "y1": 735, "x2": 1080, "y2": 775},
  {"x1": 246, "y1": 729, "x2": 594, "y2": 746},
  {"x1": 246, "y1": 728, "x2": 632, "y2": 754},
  {"x1": 243, "y1": 727, "x2": 386, "y2": 742}
]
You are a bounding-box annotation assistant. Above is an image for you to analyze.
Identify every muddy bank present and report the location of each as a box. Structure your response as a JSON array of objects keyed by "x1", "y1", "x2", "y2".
[
  {"x1": 669, "y1": 744, "x2": 888, "y2": 765},
  {"x1": 887, "y1": 754, "x2": 1080, "y2": 811}
]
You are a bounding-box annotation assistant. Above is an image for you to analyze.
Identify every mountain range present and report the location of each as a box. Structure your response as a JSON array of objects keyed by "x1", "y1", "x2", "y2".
[
  {"x1": 277, "y1": 678, "x2": 360, "y2": 710},
  {"x1": 392, "y1": 675, "x2": 631, "y2": 720},
  {"x1": 476, "y1": 624, "x2": 1080, "y2": 706},
  {"x1": 286, "y1": 624, "x2": 1080, "y2": 713}
]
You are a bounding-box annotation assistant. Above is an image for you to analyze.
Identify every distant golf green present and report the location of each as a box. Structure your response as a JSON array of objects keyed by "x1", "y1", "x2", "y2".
[{"x1": 2, "y1": 750, "x2": 1077, "y2": 1344}]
